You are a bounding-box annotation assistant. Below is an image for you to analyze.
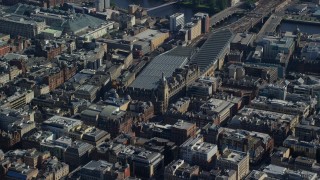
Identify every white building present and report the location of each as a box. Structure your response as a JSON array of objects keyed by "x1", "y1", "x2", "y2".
[
  {"x1": 180, "y1": 135, "x2": 217, "y2": 164},
  {"x1": 42, "y1": 116, "x2": 83, "y2": 137},
  {"x1": 170, "y1": 13, "x2": 185, "y2": 32},
  {"x1": 95, "y1": 0, "x2": 104, "y2": 12},
  {"x1": 96, "y1": 0, "x2": 110, "y2": 12}
]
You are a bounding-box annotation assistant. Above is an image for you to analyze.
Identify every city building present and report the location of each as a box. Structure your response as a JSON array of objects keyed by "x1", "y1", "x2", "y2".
[
  {"x1": 127, "y1": 47, "x2": 199, "y2": 113},
  {"x1": 133, "y1": 120, "x2": 197, "y2": 146},
  {"x1": 98, "y1": 105, "x2": 133, "y2": 138},
  {"x1": 283, "y1": 135, "x2": 320, "y2": 160},
  {"x1": 259, "y1": 82, "x2": 288, "y2": 100},
  {"x1": 5, "y1": 162, "x2": 39, "y2": 180},
  {"x1": 194, "y1": 12, "x2": 210, "y2": 34},
  {"x1": 184, "y1": 19, "x2": 201, "y2": 41},
  {"x1": 0, "y1": 14, "x2": 46, "y2": 38},
  {"x1": 198, "y1": 169, "x2": 237, "y2": 180},
  {"x1": 187, "y1": 77, "x2": 220, "y2": 98},
  {"x1": 231, "y1": 33, "x2": 256, "y2": 53},
  {"x1": 42, "y1": 116, "x2": 83, "y2": 137},
  {"x1": 170, "y1": 13, "x2": 185, "y2": 32},
  {"x1": 78, "y1": 160, "x2": 130, "y2": 180},
  {"x1": 229, "y1": 107, "x2": 298, "y2": 145},
  {"x1": 250, "y1": 96, "x2": 310, "y2": 118},
  {"x1": 262, "y1": 164, "x2": 317, "y2": 179},
  {"x1": 260, "y1": 35, "x2": 295, "y2": 63},
  {"x1": 64, "y1": 140, "x2": 94, "y2": 169},
  {"x1": 40, "y1": 136, "x2": 72, "y2": 160},
  {"x1": 40, "y1": 157, "x2": 69, "y2": 180},
  {"x1": 95, "y1": 0, "x2": 105, "y2": 12},
  {"x1": 199, "y1": 98, "x2": 235, "y2": 125},
  {"x1": 180, "y1": 135, "x2": 217, "y2": 169},
  {"x1": 171, "y1": 120, "x2": 197, "y2": 146},
  {"x1": 132, "y1": 29, "x2": 170, "y2": 51},
  {"x1": 143, "y1": 137, "x2": 178, "y2": 165},
  {"x1": 216, "y1": 127, "x2": 274, "y2": 164},
  {"x1": 22, "y1": 130, "x2": 54, "y2": 150},
  {"x1": 217, "y1": 149, "x2": 250, "y2": 180},
  {"x1": 131, "y1": 150, "x2": 164, "y2": 179},
  {"x1": 164, "y1": 159, "x2": 199, "y2": 180},
  {"x1": 74, "y1": 85, "x2": 100, "y2": 102}
]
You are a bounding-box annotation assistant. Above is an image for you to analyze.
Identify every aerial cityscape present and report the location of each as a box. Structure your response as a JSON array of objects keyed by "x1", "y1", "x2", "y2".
[{"x1": 0, "y1": 0, "x2": 319, "y2": 179}]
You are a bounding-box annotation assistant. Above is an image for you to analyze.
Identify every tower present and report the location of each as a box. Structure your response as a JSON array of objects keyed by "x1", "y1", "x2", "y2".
[
  {"x1": 95, "y1": 0, "x2": 104, "y2": 12},
  {"x1": 294, "y1": 25, "x2": 301, "y2": 49},
  {"x1": 170, "y1": 13, "x2": 185, "y2": 32},
  {"x1": 104, "y1": 0, "x2": 110, "y2": 9},
  {"x1": 158, "y1": 72, "x2": 169, "y2": 114}
]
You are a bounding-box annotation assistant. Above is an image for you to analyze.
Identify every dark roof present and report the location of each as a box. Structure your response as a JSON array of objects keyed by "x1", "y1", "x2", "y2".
[
  {"x1": 129, "y1": 47, "x2": 194, "y2": 90},
  {"x1": 190, "y1": 29, "x2": 234, "y2": 73}
]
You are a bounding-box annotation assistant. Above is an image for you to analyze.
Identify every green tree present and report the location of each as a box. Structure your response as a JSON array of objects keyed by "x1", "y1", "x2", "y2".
[
  {"x1": 192, "y1": 0, "x2": 200, "y2": 6},
  {"x1": 217, "y1": 0, "x2": 228, "y2": 10},
  {"x1": 209, "y1": 0, "x2": 216, "y2": 13}
]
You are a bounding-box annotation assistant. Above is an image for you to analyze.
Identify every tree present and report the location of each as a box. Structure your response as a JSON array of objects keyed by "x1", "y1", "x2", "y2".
[
  {"x1": 209, "y1": 0, "x2": 216, "y2": 13},
  {"x1": 192, "y1": 0, "x2": 201, "y2": 6},
  {"x1": 217, "y1": 0, "x2": 228, "y2": 10}
]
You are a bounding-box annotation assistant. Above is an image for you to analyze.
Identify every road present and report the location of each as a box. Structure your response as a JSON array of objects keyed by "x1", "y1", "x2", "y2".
[
  {"x1": 256, "y1": 0, "x2": 294, "y2": 41},
  {"x1": 146, "y1": 0, "x2": 179, "y2": 12},
  {"x1": 210, "y1": 2, "x2": 244, "y2": 26},
  {"x1": 229, "y1": 0, "x2": 283, "y2": 33}
]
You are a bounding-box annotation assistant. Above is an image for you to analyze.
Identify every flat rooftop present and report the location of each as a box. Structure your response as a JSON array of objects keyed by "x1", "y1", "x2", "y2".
[
  {"x1": 43, "y1": 115, "x2": 82, "y2": 130},
  {"x1": 134, "y1": 29, "x2": 167, "y2": 41}
]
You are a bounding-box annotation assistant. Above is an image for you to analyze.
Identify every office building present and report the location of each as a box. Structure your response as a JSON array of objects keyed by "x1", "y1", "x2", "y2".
[
  {"x1": 171, "y1": 120, "x2": 197, "y2": 146},
  {"x1": 64, "y1": 140, "x2": 94, "y2": 169},
  {"x1": 5, "y1": 162, "x2": 39, "y2": 180},
  {"x1": 217, "y1": 149, "x2": 250, "y2": 180},
  {"x1": 42, "y1": 116, "x2": 83, "y2": 137},
  {"x1": 199, "y1": 98, "x2": 235, "y2": 125},
  {"x1": 95, "y1": 0, "x2": 105, "y2": 12},
  {"x1": 22, "y1": 130, "x2": 54, "y2": 150},
  {"x1": 217, "y1": 127, "x2": 274, "y2": 163},
  {"x1": 164, "y1": 159, "x2": 200, "y2": 180},
  {"x1": 194, "y1": 12, "x2": 210, "y2": 33},
  {"x1": 184, "y1": 19, "x2": 202, "y2": 41},
  {"x1": 132, "y1": 150, "x2": 164, "y2": 179},
  {"x1": 170, "y1": 13, "x2": 185, "y2": 32},
  {"x1": 250, "y1": 96, "x2": 310, "y2": 118},
  {"x1": 41, "y1": 157, "x2": 69, "y2": 180},
  {"x1": 262, "y1": 164, "x2": 317, "y2": 179},
  {"x1": 180, "y1": 135, "x2": 217, "y2": 169},
  {"x1": 283, "y1": 135, "x2": 320, "y2": 160},
  {"x1": 74, "y1": 85, "x2": 100, "y2": 102},
  {"x1": 259, "y1": 82, "x2": 288, "y2": 100},
  {"x1": 133, "y1": 29, "x2": 170, "y2": 51},
  {"x1": 0, "y1": 15, "x2": 46, "y2": 38},
  {"x1": 229, "y1": 107, "x2": 299, "y2": 145},
  {"x1": 98, "y1": 105, "x2": 133, "y2": 138},
  {"x1": 40, "y1": 136, "x2": 72, "y2": 160},
  {"x1": 78, "y1": 160, "x2": 130, "y2": 180},
  {"x1": 198, "y1": 169, "x2": 237, "y2": 180}
]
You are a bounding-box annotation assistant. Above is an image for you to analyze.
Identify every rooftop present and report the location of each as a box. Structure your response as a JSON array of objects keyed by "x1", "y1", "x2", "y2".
[
  {"x1": 134, "y1": 29, "x2": 168, "y2": 41},
  {"x1": 129, "y1": 46, "x2": 194, "y2": 90},
  {"x1": 231, "y1": 33, "x2": 255, "y2": 45},
  {"x1": 172, "y1": 120, "x2": 195, "y2": 130},
  {"x1": 230, "y1": 107, "x2": 296, "y2": 126},
  {"x1": 190, "y1": 29, "x2": 233, "y2": 73},
  {"x1": 43, "y1": 115, "x2": 82, "y2": 130},
  {"x1": 219, "y1": 149, "x2": 248, "y2": 163}
]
